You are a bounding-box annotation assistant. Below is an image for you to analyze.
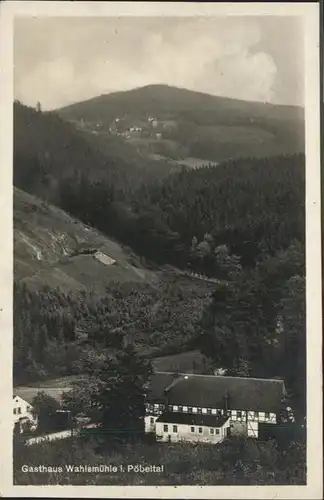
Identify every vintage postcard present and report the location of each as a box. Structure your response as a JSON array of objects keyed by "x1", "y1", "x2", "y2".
[{"x1": 0, "y1": 1, "x2": 322, "y2": 498}]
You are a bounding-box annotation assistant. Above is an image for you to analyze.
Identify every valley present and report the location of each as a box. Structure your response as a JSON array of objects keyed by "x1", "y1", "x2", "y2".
[{"x1": 13, "y1": 84, "x2": 306, "y2": 486}]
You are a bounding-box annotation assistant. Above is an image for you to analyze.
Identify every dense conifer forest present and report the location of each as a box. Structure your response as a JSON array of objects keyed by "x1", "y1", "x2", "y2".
[{"x1": 58, "y1": 153, "x2": 304, "y2": 271}]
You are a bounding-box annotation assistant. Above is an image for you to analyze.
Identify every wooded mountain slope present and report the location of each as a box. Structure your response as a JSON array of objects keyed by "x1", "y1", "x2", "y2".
[
  {"x1": 14, "y1": 101, "x2": 180, "y2": 204},
  {"x1": 58, "y1": 84, "x2": 305, "y2": 162}
]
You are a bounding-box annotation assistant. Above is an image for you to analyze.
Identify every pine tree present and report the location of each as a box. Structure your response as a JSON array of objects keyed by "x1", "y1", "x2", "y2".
[{"x1": 62, "y1": 344, "x2": 152, "y2": 439}]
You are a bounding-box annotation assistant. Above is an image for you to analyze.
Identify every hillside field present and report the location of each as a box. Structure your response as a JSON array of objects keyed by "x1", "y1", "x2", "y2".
[{"x1": 14, "y1": 187, "x2": 157, "y2": 293}]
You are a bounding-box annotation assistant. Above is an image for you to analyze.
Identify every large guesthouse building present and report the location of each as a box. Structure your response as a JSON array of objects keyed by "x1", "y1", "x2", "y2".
[{"x1": 144, "y1": 372, "x2": 287, "y2": 443}]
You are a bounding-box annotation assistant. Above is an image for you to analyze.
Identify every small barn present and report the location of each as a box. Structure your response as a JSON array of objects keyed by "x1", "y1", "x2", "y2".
[{"x1": 94, "y1": 251, "x2": 116, "y2": 266}]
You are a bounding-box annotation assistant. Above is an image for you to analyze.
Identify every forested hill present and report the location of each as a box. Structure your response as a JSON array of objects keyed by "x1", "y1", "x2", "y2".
[
  {"x1": 14, "y1": 100, "x2": 305, "y2": 274},
  {"x1": 57, "y1": 84, "x2": 305, "y2": 163},
  {"x1": 59, "y1": 153, "x2": 305, "y2": 272},
  {"x1": 13, "y1": 101, "x2": 180, "y2": 204}
]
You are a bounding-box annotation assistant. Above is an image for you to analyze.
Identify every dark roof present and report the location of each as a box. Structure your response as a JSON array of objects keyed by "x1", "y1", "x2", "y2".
[
  {"x1": 144, "y1": 372, "x2": 176, "y2": 403},
  {"x1": 147, "y1": 372, "x2": 286, "y2": 413},
  {"x1": 156, "y1": 412, "x2": 229, "y2": 427}
]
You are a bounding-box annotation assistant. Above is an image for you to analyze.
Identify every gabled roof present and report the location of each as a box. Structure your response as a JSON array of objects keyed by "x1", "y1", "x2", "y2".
[
  {"x1": 147, "y1": 372, "x2": 286, "y2": 413},
  {"x1": 156, "y1": 412, "x2": 229, "y2": 428}
]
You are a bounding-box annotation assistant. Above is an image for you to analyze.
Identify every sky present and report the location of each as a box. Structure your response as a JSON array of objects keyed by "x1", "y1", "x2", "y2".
[{"x1": 14, "y1": 16, "x2": 304, "y2": 110}]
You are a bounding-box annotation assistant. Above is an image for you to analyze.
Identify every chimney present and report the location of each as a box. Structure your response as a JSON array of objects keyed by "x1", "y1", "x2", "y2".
[
  {"x1": 224, "y1": 391, "x2": 229, "y2": 412},
  {"x1": 164, "y1": 389, "x2": 170, "y2": 411}
]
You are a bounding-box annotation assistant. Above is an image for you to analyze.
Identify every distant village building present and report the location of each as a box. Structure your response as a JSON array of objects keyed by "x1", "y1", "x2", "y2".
[
  {"x1": 13, "y1": 387, "x2": 72, "y2": 434},
  {"x1": 13, "y1": 395, "x2": 37, "y2": 434},
  {"x1": 94, "y1": 251, "x2": 116, "y2": 266},
  {"x1": 144, "y1": 372, "x2": 288, "y2": 442}
]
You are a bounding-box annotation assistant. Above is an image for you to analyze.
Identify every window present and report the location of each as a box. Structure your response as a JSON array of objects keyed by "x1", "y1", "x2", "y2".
[
  {"x1": 183, "y1": 406, "x2": 188, "y2": 412},
  {"x1": 202, "y1": 408, "x2": 207, "y2": 414},
  {"x1": 207, "y1": 408, "x2": 212, "y2": 415},
  {"x1": 192, "y1": 407, "x2": 197, "y2": 413},
  {"x1": 188, "y1": 407, "x2": 193, "y2": 413},
  {"x1": 197, "y1": 408, "x2": 202, "y2": 414},
  {"x1": 190, "y1": 426, "x2": 195, "y2": 433},
  {"x1": 254, "y1": 411, "x2": 259, "y2": 419},
  {"x1": 198, "y1": 427, "x2": 202, "y2": 434},
  {"x1": 178, "y1": 406, "x2": 183, "y2": 413},
  {"x1": 173, "y1": 405, "x2": 178, "y2": 412},
  {"x1": 265, "y1": 412, "x2": 270, "y2": 419},
  {"x1": 216, "y1": 428, "x2": 220, "y2": 435},
  {"x1": 173, "y1": 425, "x2": 178, "y2": 433},
  {"x1": 210, "y1": 428, "x2": 214, "y2": 434},
  {"x1": 163, "y1": 424, "x2": 168, "y2": 432},
  {"x1": 150, "y1": 417, "x2": 154, "y2": 424},
  {"x1": 13, "y1": 408, "x2": 16, "y2": 415},
  {"x1": 17, "y1": 407, "x2": 21, "y2": 414},
  {"x1": 237, "y1": 411, "x2": 242, "y2": 419}
]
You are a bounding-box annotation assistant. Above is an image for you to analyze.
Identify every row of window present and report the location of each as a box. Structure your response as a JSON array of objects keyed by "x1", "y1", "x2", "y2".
[
  {"x1": 162, "y1": 424, "x2": 221, "y2": 435},
  {"x1": 13, "y1": 406, "x2": 31, "y2": 415},
  {"x1": 147, "y1": 404, "x2": 270, "y2": 420}
]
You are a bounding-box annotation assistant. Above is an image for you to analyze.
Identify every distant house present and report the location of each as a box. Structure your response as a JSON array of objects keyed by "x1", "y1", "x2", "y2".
[
  {"x1": 13, "y1": 395, "x2": 37, "y2": 434},
  {"x1": 93, "y1": 251, "x2": 116, "y2": 266},
  {"x1": 13, "y1": 386, "x2": 72, "y2": 434},
  {"x1": 144, "y1": 372, "x2": 287, "y2": 441}
]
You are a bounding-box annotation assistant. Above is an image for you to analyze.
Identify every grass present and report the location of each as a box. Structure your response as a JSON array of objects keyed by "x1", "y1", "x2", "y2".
[
  {"x1": 14, "y1": 187, "x2": 158, "y2": 292},
  {"x1": 13, "y1": 433, "x2": 306, "y2": 485},
  {"x1": 151, "y1": 350, "x2": 213, "y2": 374}
]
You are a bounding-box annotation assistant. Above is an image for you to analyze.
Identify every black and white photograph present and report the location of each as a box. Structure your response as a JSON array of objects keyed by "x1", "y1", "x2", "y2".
[{"x1": 0, "y1": 1, "x2": 322, "y2": 498}]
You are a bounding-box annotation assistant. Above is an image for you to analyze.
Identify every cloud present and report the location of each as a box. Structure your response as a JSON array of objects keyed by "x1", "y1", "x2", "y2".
[{"x1": 14, "y1": 16, "x2": 302, "y2": 110}]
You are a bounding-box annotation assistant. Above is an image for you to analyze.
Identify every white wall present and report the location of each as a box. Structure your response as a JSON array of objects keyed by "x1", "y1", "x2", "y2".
[
  {"x1": 144, "y1": 415, "x2": 159, "y2": 434},
  {"x1": 155, "y1": 420, "x2": 230, "y2": 444},
  {"x1": 13, "y1": 396, "x2": 37, "y2": 432},
  {"x1": 247, "y1": 421, "x2": 259, "y2": 438}
]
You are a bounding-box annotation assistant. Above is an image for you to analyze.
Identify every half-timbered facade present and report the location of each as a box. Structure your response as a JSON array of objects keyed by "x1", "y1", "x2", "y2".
[{"x1": 144, "y1": 372, "x2": 287, "y2": 440}]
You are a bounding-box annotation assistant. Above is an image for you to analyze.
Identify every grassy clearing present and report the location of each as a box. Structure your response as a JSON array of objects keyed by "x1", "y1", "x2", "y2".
[{"x1": 14, "y1": 188, "x2": 158, "y2": 292}]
